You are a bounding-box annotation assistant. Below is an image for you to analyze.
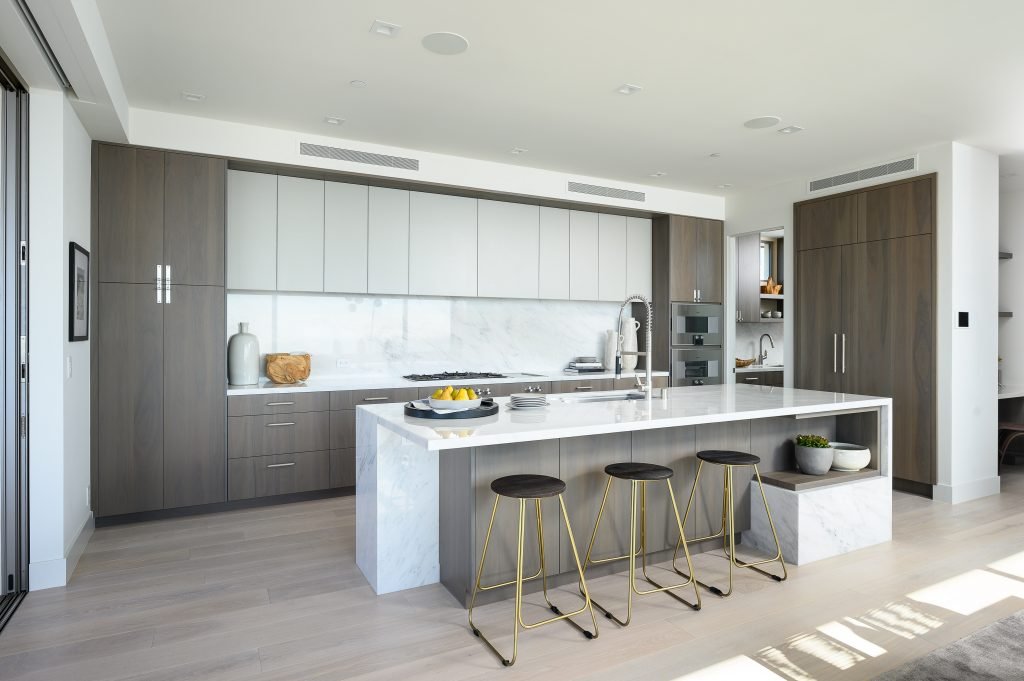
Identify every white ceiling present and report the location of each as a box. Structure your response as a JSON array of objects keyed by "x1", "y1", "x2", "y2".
[{"x1": 95, "y1": 0, "x2": 1024, "y2": 194}]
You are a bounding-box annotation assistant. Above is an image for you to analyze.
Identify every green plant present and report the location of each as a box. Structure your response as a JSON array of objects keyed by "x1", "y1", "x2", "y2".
[{"x1": 796, "y1": 434, "x2": 830, "y2": 448}]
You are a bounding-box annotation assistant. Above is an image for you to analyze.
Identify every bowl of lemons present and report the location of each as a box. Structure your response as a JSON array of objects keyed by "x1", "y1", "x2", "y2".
[{"x1": 428, "y1": 386, "x2": 483, "y2": 411}]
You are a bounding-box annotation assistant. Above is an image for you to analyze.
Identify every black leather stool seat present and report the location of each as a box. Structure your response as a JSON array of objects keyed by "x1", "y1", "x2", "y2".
[
  {"x1": 604, "y1": 462, "x2": 674, "y2": 481},
  {"x1": 491, "y1": 474, "x2": 567, "y2": 499},
  {"x1": 696, "y1": 450, "x2": 760, "y2": 466}
]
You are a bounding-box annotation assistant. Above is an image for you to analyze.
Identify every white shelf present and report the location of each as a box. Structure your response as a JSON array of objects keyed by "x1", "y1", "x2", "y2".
[{"x1": 760, "y1": 293, "x2": 784, "y2": 300}]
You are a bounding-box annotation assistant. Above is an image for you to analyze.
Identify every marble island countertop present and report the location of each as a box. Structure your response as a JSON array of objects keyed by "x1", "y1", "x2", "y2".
[
  {"x1": 226, "y1": 369, "x2": 668, "y2": 396},
  {"x1": 359, "y1": 384, "x2": 891, "y2": 451}
]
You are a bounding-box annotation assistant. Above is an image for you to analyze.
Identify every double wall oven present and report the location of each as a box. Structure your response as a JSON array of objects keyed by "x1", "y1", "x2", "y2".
[{"x1": 670, "y1": 303, "x2": 724, "y2": 387}]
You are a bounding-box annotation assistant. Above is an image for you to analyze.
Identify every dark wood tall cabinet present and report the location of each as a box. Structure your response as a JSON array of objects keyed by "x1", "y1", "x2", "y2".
[
  {"x1": 794, "y1": 174, "x2": 935, "y2": 488},
  {"x1": 93, "y1": 143, "x2": 227, "y2": 517}
]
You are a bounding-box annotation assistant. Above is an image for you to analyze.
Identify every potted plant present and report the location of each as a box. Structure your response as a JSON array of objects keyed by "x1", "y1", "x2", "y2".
[{"x1": 794, "y1": 434, "x2": 834, "y2": 475}]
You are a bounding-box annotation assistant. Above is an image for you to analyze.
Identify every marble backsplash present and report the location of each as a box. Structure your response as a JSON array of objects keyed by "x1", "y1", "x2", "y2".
[
  {"x1": 227, "y1": 292, "x2": 623, "y2": 377},
  {"x1": 735, "y1": 321, "x2": 785, "y2": 366}
]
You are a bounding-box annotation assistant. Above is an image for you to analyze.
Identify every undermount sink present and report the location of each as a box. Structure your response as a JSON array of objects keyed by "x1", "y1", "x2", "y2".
[{"x1": 559, "y1": 391, "x2": 647, "y2": 403}]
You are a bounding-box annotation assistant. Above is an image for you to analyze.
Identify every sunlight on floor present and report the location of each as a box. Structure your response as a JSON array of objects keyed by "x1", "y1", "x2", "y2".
[
  {"x1": 817, "y1": 620, "x2": 887, "y2": 658},
  {"x1": 671, "y1": 654, "x2": 787, "y2": 680},
  {"x1": 989, "y1": 549, "x2": 1024, "y2": 579},
  {"x1": 907, "y1": 568, "x2": 1024, "y2": 615}
]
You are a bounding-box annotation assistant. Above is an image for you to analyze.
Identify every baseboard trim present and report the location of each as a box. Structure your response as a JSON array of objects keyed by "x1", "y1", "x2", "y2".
[
  {"x1": 29, "y1": 557, "x2": 68, "y2": 591},
  {"x1": 66, "y1": 513, "x2": 94, "y2": 581},
  {"x1": 932, "y1": 476, "x2": 1002, "y2": 504},
  {"x1": 95, "y1": 487, "x2": 353, "y2": 527}
]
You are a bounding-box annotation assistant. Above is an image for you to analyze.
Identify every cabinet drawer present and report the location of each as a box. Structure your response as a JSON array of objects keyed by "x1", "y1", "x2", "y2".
[
  {"x1": 228, "y1": 391, "x2": 329, "y2": 416},
  {"x1": 330, "y1": 410, "x2": 356, "y2": 449},
  {"x1": 550, "y1": 379, "x2": 615, "y2": 394},
  {"x1": 228, "y1": 411, "x2": 329, "y2": 459},
  {"x1": 489, "y1": 382, "x2": 552, "y2": 397},
  {"x1": 330, "y1": 448, "x2": 356, "y2": 488},
  {"x1": 330, "y1": 387, "x2": 419, "y2": 410},
  {"x1": 228, "y1": 450, "x2": 330, "y2": 500}
]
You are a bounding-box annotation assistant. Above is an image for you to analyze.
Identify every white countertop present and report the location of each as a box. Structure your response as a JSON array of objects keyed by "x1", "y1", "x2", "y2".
[
  {"x1": 359, "y1": 384, "x2": 891, "y2": 451},
  {"x1": 226, "y1": 370, "x2": 669, "y2": 396},
  {"x1": 735, "y1": 365, "x2": 785, "y2": 374},
  {"x1": 999, "y1": 384, "x2": 1024, "y2": 400}
]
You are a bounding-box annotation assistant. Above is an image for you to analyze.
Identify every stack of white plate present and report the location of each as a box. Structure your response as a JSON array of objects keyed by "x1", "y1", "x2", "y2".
[{"x1": 509, "y1": 393, "x2": 549, "y2": 410}]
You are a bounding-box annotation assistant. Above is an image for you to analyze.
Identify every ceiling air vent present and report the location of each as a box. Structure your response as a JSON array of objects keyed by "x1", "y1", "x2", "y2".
[
  {"x1": 568, "y1": 181, "x2": 645, "y2": 202},
  {"x1": 299, "y1": 142, "x2": 419, "y2": 171},
  {"x1": 808, "y1": 156, "x2": 917, "y2": 193}
]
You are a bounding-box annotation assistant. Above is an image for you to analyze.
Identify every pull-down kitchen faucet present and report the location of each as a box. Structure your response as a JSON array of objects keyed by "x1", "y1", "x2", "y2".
[
  {"x1": 616, "y1": 294, "x2": 656, "y2": 396},
  {"x1": 759, "y1": 333, "x2": 775, "y2": 366}
]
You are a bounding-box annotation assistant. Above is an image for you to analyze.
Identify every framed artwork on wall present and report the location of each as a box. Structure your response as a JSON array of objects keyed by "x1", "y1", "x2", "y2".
[{"x1": 69, "y1": 242, "x2": 90, "y2": 341}]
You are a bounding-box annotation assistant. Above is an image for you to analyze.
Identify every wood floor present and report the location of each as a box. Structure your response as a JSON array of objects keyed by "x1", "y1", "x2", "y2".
[{"x1": 2, "y1": 467, "x2": 1024, "y2": 681}]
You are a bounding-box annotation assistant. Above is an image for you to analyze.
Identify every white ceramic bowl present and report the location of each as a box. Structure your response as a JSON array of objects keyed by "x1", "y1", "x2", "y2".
[
  {"x1": 829, "y1": 442, "x2": 871, "y2": 471},
  {"x1": 428, "y1": 397, "x2": 483, "y2": 411}
]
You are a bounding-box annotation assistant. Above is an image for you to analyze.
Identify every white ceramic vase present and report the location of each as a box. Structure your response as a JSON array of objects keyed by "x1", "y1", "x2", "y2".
[
  {"x1": 228, "y1": 322, "x2": 260, "y2": 386},
  {"x1": 604, "y1": 329, "x2": 622, "y2": 372},
  {"x1": 620, "y1": 317, "x2": 640, "y2": 371}
]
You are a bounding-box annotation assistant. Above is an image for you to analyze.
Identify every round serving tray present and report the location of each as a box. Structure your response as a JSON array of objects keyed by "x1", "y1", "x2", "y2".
[{"x1": 404, "y1": 399, "x2": 499, "y2": 420}]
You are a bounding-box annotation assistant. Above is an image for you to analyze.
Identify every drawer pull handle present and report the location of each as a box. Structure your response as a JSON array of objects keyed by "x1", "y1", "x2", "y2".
[
  {"x1": 744, "y1": 377, "x2": 760, "y2": 382},
  {"x1": 267, "y1": 462, "x2": 296, "y2": 469},
  {"x1": 575, "y1": 386, "x2": 592, "y2": 391},
  {"x1": 363, "y1": 396, "x2": 389, "y2": 401},
  {"x1": 266, "y1": 422, "x2": 296, "y2": 427},
  {"x1": 266, "y1": 401, "x2": 295, "y2": 407}
]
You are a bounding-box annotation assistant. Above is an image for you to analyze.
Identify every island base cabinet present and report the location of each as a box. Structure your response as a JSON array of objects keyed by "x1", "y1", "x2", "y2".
[{"x1": 330, "y1": 449, "x2": 356, "y2": 488}]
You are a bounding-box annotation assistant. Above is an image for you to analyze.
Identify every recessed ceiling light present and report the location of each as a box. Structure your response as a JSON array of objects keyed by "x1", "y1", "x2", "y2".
[
  {"x1": 349, "y1": 80, "x2": 367, "y2": 88},
  {"x1": 649, "y1": 171, "x2": 667, "y2": 178},
  {"x1": 510, "y1": 147, "x2": 528, "y2": 155},
  {"x1": 422, "y1": 32, "x2": 469, "y2": 55},
  {"x1": 709, "y1": 153, "x2": 722, "y2": 158},
  {"x1": 616, "y1": 83, "x2": 642, "y2": 95},
  {"x1": 716, "y1": 184, "x2": 733, "y2": 189},
  {"x1": 743, "y1": 116, "x2": 781, "y2": 129},
  {"x1": 778, "y1": 125, "x2": 804, "y2": 134},
  {"x1": 324, "y1": 116, "x2": 344, "y2": 126},
  {"x1": 181, "y1": 91, "x2": 205, "y2": 102},
  {"x1": 370, "y1": 19, "x2": 401, "y2": 37}
]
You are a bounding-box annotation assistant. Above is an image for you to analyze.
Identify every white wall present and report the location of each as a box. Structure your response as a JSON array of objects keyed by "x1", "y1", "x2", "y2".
[
  {"x1": 27, "y1": 89, "x2": 93, "y2": 590},
  {"x1": 998, "y1": 188, "x2": 1024, "y2": 385},
  {"x1": 725, "y1": 142, "x2": 999, "y2": 504},
  {"x1": 127, "y1": 108, "x2": 724, "y2": 220}
]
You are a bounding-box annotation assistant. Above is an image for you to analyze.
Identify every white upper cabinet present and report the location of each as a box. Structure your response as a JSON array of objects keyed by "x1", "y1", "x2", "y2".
[
  {"x1": 324, "y1": 181, "x2": 369, "y2": 294},
  {"x1": 226, "y1": 171, "x2": 277, "y2": 290},
  {"x1": 569, "y1": 210, "x2": 600, "y2": 301},
  {"x1": 277, "y1": 176, "x2": 325, "y2": 292},
  {"x1": 408, "y1": 192, "x2": 477, "y2": 297},
  {"x1": 598, "y1": 213, "x2": 628, "y2": 301},
  {"x1": 626, "y1": 216, "x2": 653, "y2": 299},
  {"x1": 538, "y1": 207, "x2": 570, "y2": 299},
  {"x1": 367, "y1": 187, "x2": 410, "y2": 295},
  {"x1": 477, "y1": 200, "x2": 539, "y2": 299}
]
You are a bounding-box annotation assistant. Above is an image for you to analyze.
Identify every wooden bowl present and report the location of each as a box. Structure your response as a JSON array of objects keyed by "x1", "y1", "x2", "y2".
[
  {"x1": 735, "y1": 357, "x2": 756, "y2": 368},
  {"x1": 266, "y1": 353, "x2": 311, "y2": 384}
]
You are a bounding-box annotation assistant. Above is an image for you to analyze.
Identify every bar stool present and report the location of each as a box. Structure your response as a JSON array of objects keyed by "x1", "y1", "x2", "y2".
[
  {"x1": 468, "y1": 474, "x2": 598, "y2": 667},
  {"x1": 674, "y1": 450, "x2": 787, "y2": 597},
  {"x1": 580, "y1": 462, "x2": 701, "y2": 626}
]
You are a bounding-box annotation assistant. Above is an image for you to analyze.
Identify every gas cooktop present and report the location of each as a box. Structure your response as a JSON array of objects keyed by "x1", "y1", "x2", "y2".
[{"x1": 402, "y1": 371, "x2": 508, "y2": 382}]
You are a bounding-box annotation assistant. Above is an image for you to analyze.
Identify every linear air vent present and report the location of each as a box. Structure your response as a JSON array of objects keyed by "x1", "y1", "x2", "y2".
[
  {"x1": 567, "y1": 181, "x2": 646, "y2": 202},
  {"x1": 808, "y1": 156, "x2": 917, "y2": 193},
  {"x1": 299, "y1": 143, "x2": 419, "y2": 171}
]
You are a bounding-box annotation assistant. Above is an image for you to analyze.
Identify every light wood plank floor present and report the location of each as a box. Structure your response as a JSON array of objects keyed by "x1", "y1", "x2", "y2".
[{"x1": 2, "y1": 467, "x2": 1023, "y2": 681}]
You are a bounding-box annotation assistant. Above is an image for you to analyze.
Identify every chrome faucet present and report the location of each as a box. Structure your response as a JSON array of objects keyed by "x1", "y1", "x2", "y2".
[
  {"x1": 616, "y1": 294, "x2": 656, "y2": 396},
  {"x1": 758, "y1": 333, "x2": 775, "y2": 366}
]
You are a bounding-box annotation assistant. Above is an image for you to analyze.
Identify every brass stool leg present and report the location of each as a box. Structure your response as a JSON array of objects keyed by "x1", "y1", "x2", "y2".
[{"x1": 726, "y1": 465, "x2": 788, "y2": 583}]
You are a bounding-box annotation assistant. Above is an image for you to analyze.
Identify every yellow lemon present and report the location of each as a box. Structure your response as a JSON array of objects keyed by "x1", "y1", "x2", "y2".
[
  {"x1": 467, "y1": 388, "x2": 478, "y2": 400},
  {"x1": 455, "y1": 388, "x2": 469, "y2": 401},
  {"x1": 431, "y1": 388, "x2": 443, "y2": 399}
]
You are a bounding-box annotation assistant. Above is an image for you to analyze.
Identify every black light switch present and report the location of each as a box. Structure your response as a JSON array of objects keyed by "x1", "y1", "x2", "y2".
[{"x1": 958, "y1": 311, "x2": 969, "y2": 327}]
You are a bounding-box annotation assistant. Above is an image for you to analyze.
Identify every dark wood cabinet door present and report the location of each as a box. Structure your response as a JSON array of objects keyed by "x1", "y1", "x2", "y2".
[
  {"x1": 96, "y1": 144, "x2": 164, "y2": 284},
  {"x1": 888, "y1": 235, "x2": 934, "y2": 483},
  {"x1": 668, "y1": 216, "x2": 698, "y2": 302},
  {"x1": 795, "y1": 194, "x2": 861, "y2": 251},
  {"x1": 863, "y1": 177, "x2": 934, "y2": 241},
  {"x1": 736, "y1": 232, "x2": 761, "y2": 323},
  {"x1": 840, "y1": 242, "x2": 892, "y2": 400},
  {"x1": 164, "y1": 153, "x2": 226, "y2": 286},
  {"x1": 696, "y1": 218, "x2": 723, "y2": 303},
  {"x1": 794, "y1": 246, "x2": 843, "y2": 392},
  {"x1": 96, "y1": 283, "x2": 164, "y2": 516},
  {"x1": 163, "y1": 285, "x2": 226, "y2": 508}
]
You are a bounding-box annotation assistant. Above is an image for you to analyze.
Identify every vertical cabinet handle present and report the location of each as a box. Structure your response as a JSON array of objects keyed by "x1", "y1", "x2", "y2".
[
  {"x1": 165, "y1": 265, "x2": 172, "y2": 304},
  {"x1": 156, "y1": 265, "x2": 163, "y2": 304},
  {"x1": 842, "y1": 333, "x2": 846, "y2": 374},
  {"x1": 833, "y1": 333, "x2": 837, "y2": 374}
]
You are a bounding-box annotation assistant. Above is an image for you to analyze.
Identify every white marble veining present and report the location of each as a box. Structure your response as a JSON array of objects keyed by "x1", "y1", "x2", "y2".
[
  {"x1": 225, "y1": 370, "x2": 668, "y2": 396},
  {"x1": 360, "y1": 385, "x2": 892, "y2": 451},
  {"x1": 227, "y1": 291, "x2": 622, "y2": 378},
  {"x1": 745, "y1": 476, "x2": 892, "y2": 565}
]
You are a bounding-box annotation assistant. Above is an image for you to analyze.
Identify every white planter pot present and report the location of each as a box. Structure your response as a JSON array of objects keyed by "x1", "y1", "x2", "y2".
[
  {"x1": 830, "y1": 442, "x2": 871, "y2": 471},
  {"x1": 227, "y1": 322, "x2": 260, "y2": 386},
  {"x1": 795, "y1": 445, "x2": 833, "y2": 476}
]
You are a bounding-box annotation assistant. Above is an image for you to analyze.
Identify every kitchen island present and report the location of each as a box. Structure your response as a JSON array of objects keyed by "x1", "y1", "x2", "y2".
[{"x1": 356, "y1": 385, "x2": 892, "y2": 603}]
